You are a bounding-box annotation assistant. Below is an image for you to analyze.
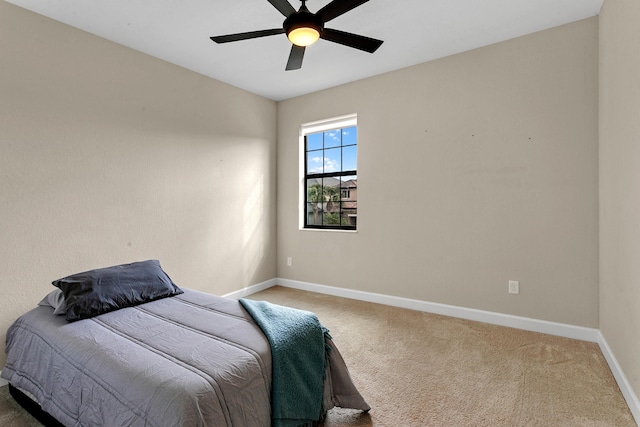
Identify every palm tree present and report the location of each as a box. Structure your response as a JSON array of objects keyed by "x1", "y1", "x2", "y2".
[
  {"x1": 307, "y1": 183, "x2": 323, "y2": 224},
  {"x1": 307, "y1": 182, "x2": 341, "y2": 225}
]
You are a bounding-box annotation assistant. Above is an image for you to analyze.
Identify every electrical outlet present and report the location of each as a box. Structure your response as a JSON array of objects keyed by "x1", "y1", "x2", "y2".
[
  {"x1": 508, "y1": 280, "x2": 519, "y2": 294},
  {"x1": 287, "y1": 257, "x2": 292, "y2": 267}
]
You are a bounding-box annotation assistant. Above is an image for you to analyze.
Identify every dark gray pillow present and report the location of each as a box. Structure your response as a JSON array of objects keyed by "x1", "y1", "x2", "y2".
[{"x1": 52, "y1": 260, "x2": 183, "y2": 322}]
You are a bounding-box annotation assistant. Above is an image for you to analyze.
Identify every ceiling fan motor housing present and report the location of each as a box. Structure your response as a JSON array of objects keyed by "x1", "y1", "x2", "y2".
[{"x1": 284, "y1": 9, "x2": 324, "y2": 40}]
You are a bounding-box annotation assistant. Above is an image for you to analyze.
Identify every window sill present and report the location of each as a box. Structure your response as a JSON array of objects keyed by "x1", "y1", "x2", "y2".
[{"x1": 299, "y1": 227, "x2": 357, "y2": 233}]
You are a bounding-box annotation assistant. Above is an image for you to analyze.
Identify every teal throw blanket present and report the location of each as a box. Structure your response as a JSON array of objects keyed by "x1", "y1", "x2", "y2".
[{"x1": 240, "y1": 298, "x2": 327, "y2": 427}]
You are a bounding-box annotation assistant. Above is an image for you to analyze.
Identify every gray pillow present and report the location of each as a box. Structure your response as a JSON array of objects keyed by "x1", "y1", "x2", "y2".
[
  {"x1": 38, "y1": 288, "x2": 67, "y2": 315},
  {"x1": 52, "y1": 260, "x2": 183, "y2": 322}
]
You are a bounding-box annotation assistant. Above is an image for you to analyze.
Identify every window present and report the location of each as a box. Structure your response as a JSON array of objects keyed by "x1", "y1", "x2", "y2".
[{"x1": 301, "y1": 114, "x2": 357, "y2": 230}]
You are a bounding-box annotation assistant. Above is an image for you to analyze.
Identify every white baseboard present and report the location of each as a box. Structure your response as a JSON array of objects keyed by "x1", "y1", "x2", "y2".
[
  {"x1": 597, "y1": 332, "x2": 640, "y2": 425},
  {"x1": 276, "y1": 277, "x2": 639, "y2": 425},
  {"x1": 276, "y1": 278, "x2": 600, "y2": 342},
  {"x1": 222, "y1": 278, "x2": 277, "y2": 300}
]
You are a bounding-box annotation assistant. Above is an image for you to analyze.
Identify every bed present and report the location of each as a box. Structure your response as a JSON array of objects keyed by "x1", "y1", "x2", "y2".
[{"x1": 1, "y1": 260, "x2": 369, "y2": 426}]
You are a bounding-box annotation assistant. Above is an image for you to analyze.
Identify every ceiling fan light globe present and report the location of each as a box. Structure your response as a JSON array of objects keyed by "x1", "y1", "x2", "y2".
[{"x1": 288, "y1": 27, "x2": 320, "y2": 47}]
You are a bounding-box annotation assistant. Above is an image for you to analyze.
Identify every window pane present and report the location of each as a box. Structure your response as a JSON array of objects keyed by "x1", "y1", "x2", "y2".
[
  {"x1": 340, "y1": 176, "x2": 357, "y2": 191},
  {"x1": 306, "y1": 203, "x2": 321, "y2": 225},
  {"x1": 342, "y1": 211, "x2": 357, "y2": 227},
  {"x1": 342, "y1": 126, "x2": 357, "y2": 146},
  {"x1": 306, "y1": 180, "x2": 323, "y2": 225},
  {"x1": 307, "y1": 152, "x2": 323, "y2": 174},
  {"x1": 342, "y1": 145, "x2": 357, "y2": 171},
  {"x1": 322, "y1": 179, "x2": 341, "y2": 227},
  {"x1": 323, "y1": 129, "x2": 341, "y2": 148},
  {"x1": 322, "y1": 176, "x2": 341, "y2": 192},
  {"x1": 341, "y1": 203, "x2": 357, "y2": 226},
  {"x1": 340, "y1": 177, "x2": 357, "y2": 227},
  {"x1": 307, "y1": 133, "x2": 323, "y2": 151},
  {"x1": 323, "y1": 211, "x2": 342, "y2": 226},
  {"x1": 307, "y1": 178, "x2": 322, "y2": 195},
  {"x1": 323, "y1": 148, "x2": 341, "y2": 173}
]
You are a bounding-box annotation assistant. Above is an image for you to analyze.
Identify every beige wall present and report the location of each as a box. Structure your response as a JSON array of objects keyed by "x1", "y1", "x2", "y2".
[
  {"x1": 277, "y1": 18, "x2": 599, "y2": 328},
  {"x1": 599, "y1": 0, "x2": 640, "y2": 403},
  {"x1": 0, "y1": 2, "x2": 276, "y2": 367}
]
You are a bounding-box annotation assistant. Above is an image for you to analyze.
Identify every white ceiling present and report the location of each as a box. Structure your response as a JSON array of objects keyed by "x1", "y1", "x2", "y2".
[{"x1": 7, "y1": 0, "x2": 603, "y2": 101}]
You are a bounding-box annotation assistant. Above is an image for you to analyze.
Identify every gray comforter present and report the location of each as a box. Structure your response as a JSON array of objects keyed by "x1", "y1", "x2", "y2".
[{"x1": 2, "y1": 288, "x2": 368, "y2": 426}]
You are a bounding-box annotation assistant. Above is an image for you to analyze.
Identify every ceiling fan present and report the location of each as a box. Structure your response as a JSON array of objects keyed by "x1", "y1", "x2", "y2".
[{"x1": 210, "y1": 0, "x2": 384, "y2": 71}]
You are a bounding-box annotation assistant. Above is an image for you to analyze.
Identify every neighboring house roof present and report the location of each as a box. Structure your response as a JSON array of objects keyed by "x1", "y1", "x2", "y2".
[
  {"x1": 341, "y1": 180, "x2": 357, "y2": 189},
  {"x1": 306, "y1": 177, "x2": 357, "y2": 189}
]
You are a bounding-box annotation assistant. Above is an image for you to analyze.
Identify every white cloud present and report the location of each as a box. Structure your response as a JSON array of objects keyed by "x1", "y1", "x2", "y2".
[
  {"x1": 324, "y1": 158, "x2": 338, "y2": 172},
  {"x1": 309, "y1": 156, "x2": 339, "y2": 173}
]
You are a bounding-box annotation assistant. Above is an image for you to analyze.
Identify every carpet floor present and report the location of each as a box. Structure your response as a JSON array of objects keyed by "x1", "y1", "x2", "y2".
[
  {"x1": 247, "y1": 287, "x2": 635, "y2": 427},
  {"x1": 0, "y1": 285, "x2": 635, "y2": 426}
]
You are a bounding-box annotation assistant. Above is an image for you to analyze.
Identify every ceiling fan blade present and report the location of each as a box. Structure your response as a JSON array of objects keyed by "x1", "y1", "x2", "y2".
[
  {"x1": 210, "y1": 28, "x2": 284, "y2": 43},
  {"x1": 320, "y1": 28, "x2": 383, "y2": 53},
  {"x1": 317, "y1": 0, "x2": 370, "y2": 23},
  {"x1": 286, "y1": 45, "x2": 305, "y2": 71},
  {"x1": 267, "y1": 0, "x2": 296, "y2": 17}
]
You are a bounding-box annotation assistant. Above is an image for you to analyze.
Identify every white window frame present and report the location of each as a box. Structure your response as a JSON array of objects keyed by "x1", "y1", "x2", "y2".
[{"x1": 299, "y1": 113, "x2": 358, "y2": 231}]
